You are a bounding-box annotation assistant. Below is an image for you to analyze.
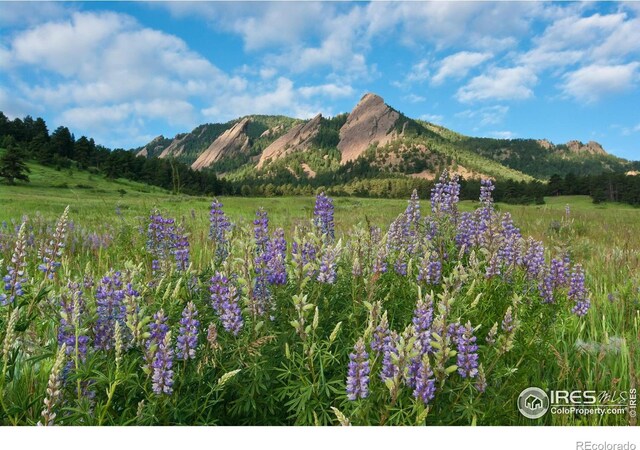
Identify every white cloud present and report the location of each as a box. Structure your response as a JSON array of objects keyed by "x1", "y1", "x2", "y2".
[
  {"x1": 0, "y1": 86, "x2": 38, "y2": 119},
  {"x1": 365, "y1": 2, "x2": 546, "y2": 51},
  {"x1": 405, "y1": 60, "x2": 430, "y2": 84},
  {"x1": 164, "y1": 2, "x2": 371, "y2": 79},
  {"x1": 562, "y1": 63, "x2": 640, "y2": 103},
  {"x1": 7, "y1": 11, "x2": 241, "y2": 107},
  {"x1": 591, "y1": 18, "x2": 640, "y2": 63},
  {"x1": 534, "y1": 13, "x2": 626, "y2": 53},
  {"x1": 456, "y1": 105, "x2": 510, "y2": 127},
  {"x1": 163, "y1": 2, "x2": 327, "y2": 52},
  {"x1": 517, "y1": 48, "x2": 584, "y2": 71},
  {"x1": 404, "y1": 94, "x2": 426, "y2": 103},
  {"x1": 488, "y1": 131, "x2": 517, "y2": 139},
  {"x1": 431, "y1": 51, "x2": 492, "y2": 85},
  {"x1": 456, "y1": 67, "x2": 537, "y2": 102},
  {"x1": 11, "y1": 12, "x2": 136, "y2": 77},
  {"x1": 299, "y1": 84, "x2": 354, "y2": 99},
  {"x1": 0, "y1": 2, "x2": 71, "y2": 27},
  {"x1": 202, "y1": 77, "x2": 333, "y2": 121},
  {"x1": 59, "y1": 100, "x2": 197, "y2": 131},
  {"x1": 419, "y1": 114, "x2": 444, "y2": 123},
  {"x1": 259, "y1": 67, "x2": 277, "y2": 80},
  {"x1": 518, "y1": 11, "x2": 640, "y2": 71},
  {"x1": 1, "y1": 11, "x2": 247, "y2": 147}
]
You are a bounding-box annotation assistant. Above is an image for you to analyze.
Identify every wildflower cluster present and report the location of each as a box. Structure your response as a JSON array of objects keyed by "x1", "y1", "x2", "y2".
[{"x1": 147, "y1": 211, "x2": 190, "y2": 273}]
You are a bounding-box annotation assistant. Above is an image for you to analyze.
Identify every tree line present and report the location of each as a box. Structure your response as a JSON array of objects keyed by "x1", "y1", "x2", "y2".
[
  {"x1": 1, "y1": 111, "x2": 638, "y2": 206},
  {"x1": 0, "y1": 112, "x2": 226, "y2": 195}
]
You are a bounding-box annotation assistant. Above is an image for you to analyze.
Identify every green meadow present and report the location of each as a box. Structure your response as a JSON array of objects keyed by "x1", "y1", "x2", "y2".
[{"x1": 0, "y1": 165, "x2": 638, "y2": 425}]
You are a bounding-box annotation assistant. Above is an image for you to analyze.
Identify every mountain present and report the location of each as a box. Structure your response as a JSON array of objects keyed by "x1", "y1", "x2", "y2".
[
  {"x1": 191, "y1": 118, "x2": 251, "y2": 170},
  {"x1": 134, "y1": 92, "x2": 635, "y2": 182},
  {"x1": 337, "y1": 93, "x2": 401, "y2": 163}
]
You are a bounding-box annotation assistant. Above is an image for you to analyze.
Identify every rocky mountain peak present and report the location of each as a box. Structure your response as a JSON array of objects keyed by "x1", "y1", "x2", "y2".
[
  {"x1": 337, "y1": 92, "x2": 400, "y2": 163},
  {"x1": 565, "y1": 140, "x2": 607, "y2": 156}
]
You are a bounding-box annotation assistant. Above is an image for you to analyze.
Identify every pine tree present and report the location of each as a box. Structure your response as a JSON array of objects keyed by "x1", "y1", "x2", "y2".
[{"x1": 0, "y1": 138, "x2": 30, "y2": 184}]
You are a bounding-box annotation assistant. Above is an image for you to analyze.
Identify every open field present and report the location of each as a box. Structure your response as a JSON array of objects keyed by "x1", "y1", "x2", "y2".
[{"x1": 0, "y1": 171, "x2": 639, "y2": 425}]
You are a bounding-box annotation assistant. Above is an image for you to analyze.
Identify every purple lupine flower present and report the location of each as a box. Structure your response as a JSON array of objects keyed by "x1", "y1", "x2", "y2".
[
  {"x1": 152, "y1": 331, "x2": 174, "y2": 395},
  {"x1": 252, "y1": 273, "x2": 271, "y2": 318},
  {"x1": 386, "y1": 216, "x2": 405, "y2": 254},
  {"x1": 93, "y1": 271, "x2": 127, "y2": 351},
  {"x1": 388, "y1": 190, "x2": 423, "y2": 261},
  {"x1": 485, "y1": 252, "x2": 501, "y2": 279},
  {"x1": 209, "y1": 199, "x2": 231, "y2": 261},
  {"x1": 209, "y1": 273, "x2": 244, "y2": 335},
  {"x1": 313, "y1": 192, "x2": 335, "y2": 241},
  {"x1": 38, "y1": 206, "x2": 70, "y2": 280},
  {"x1": 172, "y1": 226, "x2": 190, "y2": 272},
  {"x1": 253, "y1": 208, "x2": 269, "y2": 252},
  {"x1": 454, "y1": 322, "x2": 479, "y2": 378},
  {"x1": 568, "y1": 264, "x2": 590, "y2": 317},
  {"x1": 405, "y1": 189, "x2": 421, "y2": 228},
  {"x1": 1, "y1": 222, "x2": 28, "y2": 306},
  {"x1": 501, "y1": 308, "x2": 514, "y2": 333},
  {"x1": 412, "y1": 356, "x2": 436, "y2": 405},
  {"x1": 565, "y1": 204, "x2": 571, "y2": 220},
  {"x1": 538, "y1": 272, "x2": 555, "y2": 303},
  {"x1": 369, "y1": 226, "x2": 382, "y2": 245},
  {"x1": 417, "y1": 253, "x2": 442, "y2": 285},
  {"x1": 522, "y1": 238, "x2": 545, "y2": 280},
  {"x1": 393, "y1": 253, "x2": 408, "y2": 276},
  {"x1": 145, "y1": 309, "x2": 169, "y2": 369},
  {"x1": 424, "y1": 216, "x2": 438, "y2": 242},
  {"x1": 412, "y1": 295, "x2": 434, "y2": 355},
  {"x1": 549, "y1": 256, "x2": 570, "y2": 288},
  {"x1": 372, "y1": 245, "x2": 388, "y2": 275},
  {"x1": 292, "y1": 237, "x2": 318, "y2": 279},
  {"x1": 317, "y1": 243, "x2": 340, "y2": 284},
  {"x1": 455, "y1": 212, "x2": 476, "y2": 251},
  {"x1": 265, "y1": 228, "x2": 287, "y2": 285},
  {"x1": 479, "y1": 178, "x2": 495, "y2": 206},
  {"x1": 346, "y1": 338, "x2": 370, "y2": 401},
  {"x1": 498, "y1": 213, "x2": 522, "y2": 268},
  {"x1": 176, "y1": 302, "x2": 199, "y2": 361},
  {"x1": 371, "y1": 312, "x2": 390, "y2": 354},
  {"x1": 430, "y1": 171, "x2": 460, "y2": 217},
  {"x1": 380, "y1": 331, "x2": 400, "y2": 382},
  {"x1": 253, "y1": 209, "x2": 277, "y2": 310},
  {"x1": 146, "y1": 211, "x2": 178, "y2": 273},
  {"x1": 475, "y1": 179, "x2": 495, "y2": 246},
  {"x1": 58, "y1": 281, "x2": 90, "y2": 373},
  {"x1": 149, "y1": 309, "x2": 169, "y2": 344},
  {"x1": 475, "y1": 365, "x2": 487, "y2": 393}
]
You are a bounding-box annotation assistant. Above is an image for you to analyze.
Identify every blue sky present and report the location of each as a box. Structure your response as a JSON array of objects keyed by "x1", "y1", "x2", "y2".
[{"x1": 0, "y1": 1, "x2": 639, "y2": 160}]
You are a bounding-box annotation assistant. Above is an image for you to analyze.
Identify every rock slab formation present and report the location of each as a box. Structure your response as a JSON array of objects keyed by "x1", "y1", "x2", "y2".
[
  {"x1": 191, "y1": 118, "x2": 250, "y2": 170},
  {"x1": 257, "y1": 114, "x2": 322, "y2": 168},
  {"x1": 337, "y1": 93, "x2": 400, "y2": 164}
]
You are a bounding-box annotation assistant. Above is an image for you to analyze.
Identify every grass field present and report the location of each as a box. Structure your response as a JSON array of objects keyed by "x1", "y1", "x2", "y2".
[{"x1": 0, "y1": 168, "x2": 638, "y2": 425}]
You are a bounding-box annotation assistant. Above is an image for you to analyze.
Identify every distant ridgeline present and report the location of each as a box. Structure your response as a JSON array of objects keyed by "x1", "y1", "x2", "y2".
[{"x1": 1, "y1": 96, "x2": 639, "y2": 205}]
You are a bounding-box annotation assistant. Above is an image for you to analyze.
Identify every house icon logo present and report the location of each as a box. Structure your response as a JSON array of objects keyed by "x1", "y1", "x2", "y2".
[{"x1": 518, "y1": 387, "x2": 549, "y2": 419}]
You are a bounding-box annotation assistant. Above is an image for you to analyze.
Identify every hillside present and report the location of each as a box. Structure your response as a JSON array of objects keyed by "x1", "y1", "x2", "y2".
[
  {"x1": 134, "y1": 93, "x2": 635, "y2": 183},
  {"x1": 134, "y1": 115, "x2": 301, "y2": 170}
]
